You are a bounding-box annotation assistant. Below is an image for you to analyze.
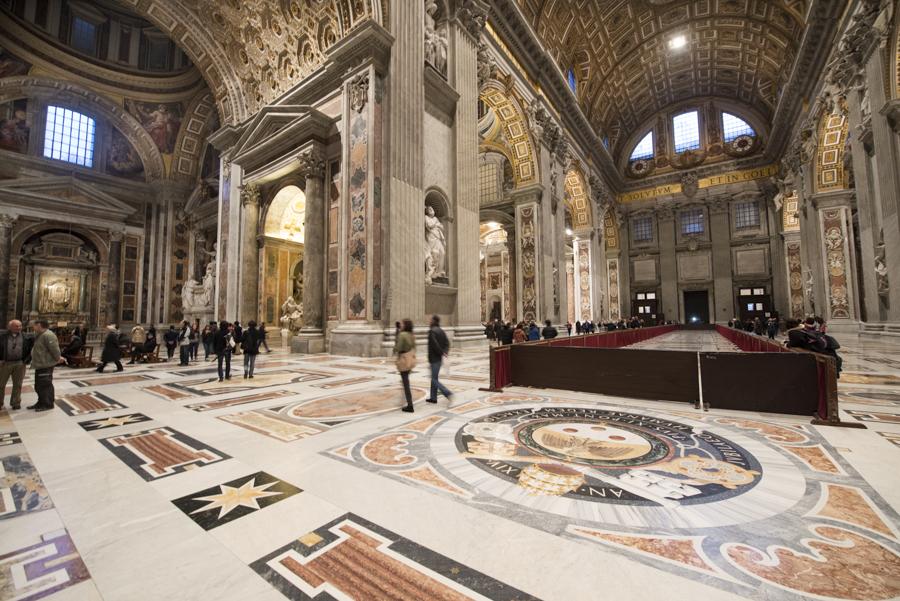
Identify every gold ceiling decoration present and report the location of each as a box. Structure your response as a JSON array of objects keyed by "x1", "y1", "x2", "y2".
[
  {"x1": 515, "y1": 0, "x2": 806, "y2": 159},
  {"x1": 120, "y1": 0, "x2": 385, "y2": 124},
  {"x1": 564, "y1": 167, "x2": 592, "y2": 230},
  {"x1": 480, "y1": 84, "x2": 539, "y2": 186}
]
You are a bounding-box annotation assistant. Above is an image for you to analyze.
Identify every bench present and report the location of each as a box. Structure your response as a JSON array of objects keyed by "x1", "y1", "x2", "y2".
[
  {"x1": 66, "y1": 346, "x2": 95, "y2": 369},
  {"x1": 129, "y1": 344, "x2": 163, "y2": 364}
]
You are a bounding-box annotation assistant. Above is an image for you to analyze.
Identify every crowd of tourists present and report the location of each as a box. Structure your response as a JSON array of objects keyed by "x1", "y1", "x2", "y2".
[
  {"x1": 0, "y1": 317, "x2": 275, "y2": 414},
  {"x1": 480, "y1": 316, "x2": 659, "y2": 345}
]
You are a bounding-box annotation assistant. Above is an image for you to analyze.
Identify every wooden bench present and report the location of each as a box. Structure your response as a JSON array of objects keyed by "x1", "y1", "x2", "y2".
[
  {"x1": 66, "y1": 346, "x2": 95, "y2": 369},
  {"x1": 129, "y1": 344, "x2": 163, "y2": 364}
]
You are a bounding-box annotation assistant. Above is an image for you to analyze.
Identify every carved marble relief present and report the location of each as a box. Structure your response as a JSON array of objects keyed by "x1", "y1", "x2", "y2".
[
  {"x1": 821, "y1": 208, "x2": 851, "y2": 319},
  {"x1": 347, "y1": 74, "x2": 369, "y2": 320},
  {"x1": 577, "y1": 240, "x2": 592, "y2": 321},
  {"x1": 518, "y1": 205, "x2": 538, "y2": 322},
  {"x1": 785, "y1": 241, "x2": 804, "y2": 319},
  {"x1": 607, "y1": 258, "x2": 621, "y2": 322}
]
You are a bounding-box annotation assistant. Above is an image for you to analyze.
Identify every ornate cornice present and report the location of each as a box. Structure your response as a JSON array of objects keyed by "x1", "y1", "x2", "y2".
[{"x1": 456, "y1": 0, "x2": 489, "y2": 41}]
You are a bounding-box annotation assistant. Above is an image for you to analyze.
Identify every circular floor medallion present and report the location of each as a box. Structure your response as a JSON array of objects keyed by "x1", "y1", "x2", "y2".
[{"x1": 454, "y1": 407, "x2": 763, "y2": 507}]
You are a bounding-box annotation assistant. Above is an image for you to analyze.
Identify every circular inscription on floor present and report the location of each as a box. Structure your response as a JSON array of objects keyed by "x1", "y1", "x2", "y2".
[{"x1": 455, "y1": 407, "x2": 762, "y2": 506}]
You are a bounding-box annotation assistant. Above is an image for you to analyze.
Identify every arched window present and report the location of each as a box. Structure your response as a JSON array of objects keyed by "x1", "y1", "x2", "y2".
[
  {"x1": 672, "y1": 110, "x2": 700, "y2": 153},
  {"x1": 567, "y1": 68, "x2": 577, "y2": 94},
  {"x1": 629, "y1": 131, "x2": 654, "y2": 161},
  {"x1": 43, "y1": 106, "x2": 96, "y2": 168},
  {"x1": 721, "y1": 112, "x2": 755, "y2": 142}
]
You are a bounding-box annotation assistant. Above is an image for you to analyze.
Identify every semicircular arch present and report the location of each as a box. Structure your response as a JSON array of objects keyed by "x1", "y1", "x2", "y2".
[
  {"x1": 0, "y1": 76, "x2": 165, "y2": 181},
  {"x1": 564, "y1": 165, "x2": 593, "y2": 232},
  {"x1": 479, "y1": 83, "x2": 539, "y2": 187}
]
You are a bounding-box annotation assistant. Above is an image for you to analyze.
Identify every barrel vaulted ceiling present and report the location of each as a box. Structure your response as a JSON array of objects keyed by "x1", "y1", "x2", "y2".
[
  {"x1": 514, "y1": 0, "x2": 809, "y2": 159},
  {"x1": 117, "y1": 0, "x2": 387, "y2": 124}
]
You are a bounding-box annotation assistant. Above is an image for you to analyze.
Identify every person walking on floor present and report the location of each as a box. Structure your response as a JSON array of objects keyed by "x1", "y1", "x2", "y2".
[
  {"x1": 213, "y1": 321, "x2": 235, "y2": 381},
  {"x1": 394, "y1": 319, "x2": 417, "y2": 413},
  {"x1": 189, "y1": 319, "x2": 200, "y2": 362},
  {"x1": 28, "y1": 320, "x2": 63, "y2": 412},
  {"x1": 97, "y1": 324, "x2": 123, "y2": 373},
  {"x1": 201, "y1": 324, "x2": 213, "y2": 360},
  {"x1": 426, "y1": 315, "x2": 453, "y2": 405},
  {"x1": 0, "y1": 320, "x2": 32, "y2": 411},
  {"x1": 177, "y1": 320, "x2": 192, "y2": 366},
  {"x1": 241, "y1": 321, "x2": 261, "y2": 378},
  {"x1": 259, "y1": 322, "x2": 271, "y2": 353}
]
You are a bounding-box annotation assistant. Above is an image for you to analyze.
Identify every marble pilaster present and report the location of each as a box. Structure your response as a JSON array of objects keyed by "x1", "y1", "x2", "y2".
[
  {"x1": 656, "y1": 206, "x2": 678, "y2": 320},
  {"x1": 238, "y1": 183, "x2": 260, "y2": 324},
  {"x1": 866, "y1": 49, "x2": 900, "y2": 320},
  {"x1": 573, "y1": 236, "x2": 593, "y2": 321},
  {"x1": 107, "y1": 230, "x2": 123, "y2": 326},
  {"x1": 708, "y1": 198, "x2": 734, "y2": 324},
  {"x1": 453, "y1": 15, "x2": 483, "y2": 339},
  {"x1": 0, "y1": 214, "x2": 15, "y2": 324},
  {"x1": 513, "y1": 190, "x2": 541, "y2": 323},
  {"x1": 816, "y1": 197, "x2": 859, "y2": 326},
  {"x1": 295, "y1": 148, "x2": 326, "y2": 353}
]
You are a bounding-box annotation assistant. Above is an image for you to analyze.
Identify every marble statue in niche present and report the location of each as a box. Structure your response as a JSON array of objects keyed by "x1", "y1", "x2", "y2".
[
  {"x1": 425, "y1": 205, "x2": 447, "y2": 285},
  {"x1": 182, "y1": 263, "x2": 215, "y2": 311},
  {"x1": 875, "y1": 230, "x2": 889, "y2": 297},
  {"x1": 424, "y1": 1, "x2": 448, "y2": 77},
  {"x1": 280, "y1": 296, "x2": 303, "y2": 332}
]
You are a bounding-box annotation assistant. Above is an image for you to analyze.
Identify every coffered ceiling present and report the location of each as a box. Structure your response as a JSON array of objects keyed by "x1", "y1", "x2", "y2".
[
  {"x1": 515, "y1": 0, "x2": 808, "y2": 159},
  {"x1": 117, "y1": 0, "x2": 386, "y2": 124}
]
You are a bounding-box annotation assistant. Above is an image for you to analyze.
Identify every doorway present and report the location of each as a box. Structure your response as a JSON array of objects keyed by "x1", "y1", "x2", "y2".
[{"x1": 683, "y1": 290, "x2": 710, "y2": 324}]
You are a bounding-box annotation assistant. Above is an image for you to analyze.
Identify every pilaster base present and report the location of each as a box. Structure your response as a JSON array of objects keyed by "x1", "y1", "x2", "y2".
[
  {"x1": 329, "y1": 324, "x2": 387, "y2": 357},
  {"x1": 452, "y1": 324, "x2": 489, "y2": 351},
  {"x1": 859, "y1": 322, "x2": 900, "y2": 337},
  {"x1": 291, "y1": 330, "x2": 326, "y2": 354}
]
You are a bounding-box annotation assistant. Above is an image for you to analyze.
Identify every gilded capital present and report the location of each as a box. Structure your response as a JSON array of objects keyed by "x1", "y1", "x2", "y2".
[{"x1": 297, "y1": 149, "x2": 326, "y2": 180}]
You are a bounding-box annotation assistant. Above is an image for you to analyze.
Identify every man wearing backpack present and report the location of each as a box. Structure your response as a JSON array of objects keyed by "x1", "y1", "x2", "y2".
[{"x1": 426, "y1": 315, "x2": 453, "y2": 405}]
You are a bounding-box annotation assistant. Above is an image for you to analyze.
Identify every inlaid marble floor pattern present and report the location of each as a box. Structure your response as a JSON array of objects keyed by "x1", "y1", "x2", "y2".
[{"x1": 2, "y1": 332, "x2": 900, "y2": 601}]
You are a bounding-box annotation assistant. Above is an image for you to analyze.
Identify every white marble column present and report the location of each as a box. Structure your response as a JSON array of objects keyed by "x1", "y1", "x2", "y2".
[
  {"x1": 296, "y1": 148, "x2": 326, "y2": 353},
  {"x1": 238, "y1": 183, "x2": 260, "y2": 323}
]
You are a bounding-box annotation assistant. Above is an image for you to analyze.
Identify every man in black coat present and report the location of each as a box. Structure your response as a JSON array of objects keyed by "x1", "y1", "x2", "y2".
[
  {"x1": 61, "y1": 334, "x2": 84, "y2": 367},
  {"x1": 96, "y1": 324, "x2": 123, "y2": 372},
  {"x1": 163, "y1": 325, "x2": 178, "y2": 360},
  {"x1": 541, "y1": 319, "x2": 558, "y2": 339},
  {"x1": 0, "y1": 319, "x2": 33, "y2": 409},
  {"x1": 426, "y1": 315, "x2": 452, "y2": 404},
  {"x1": 500, "y1": 322, "x2": 514, "y2": 345},
  {"x1": 212, "y1": 321, "x2": 234, "y2": 382}
]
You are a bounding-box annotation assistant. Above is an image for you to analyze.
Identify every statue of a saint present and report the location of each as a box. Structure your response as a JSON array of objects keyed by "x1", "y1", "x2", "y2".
[
  {"x1": 425, "y1": 205, "x2": 447, "y2": 284},
  {"x1": 280, "y1": 296, "x2": 304, "y2": 332}
]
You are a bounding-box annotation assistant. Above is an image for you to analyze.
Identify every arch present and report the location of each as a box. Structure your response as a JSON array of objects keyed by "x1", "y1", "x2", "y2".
[
  {"x1": 479, "y1": 82, "x2": 539, "y2": 187},
  {"x1": 125, "y1": 0, "x2": 385, "y2": 124},
  {"x1": 815, "y1": 102, "x2": 850, "y2": 193},
  {"x1": 425, "y1": 186, "x2": 453, "y2": 221},
  {"x1": 171, "y1": 90, "x2": 220, "y2": 185},
  {"x1": 564, "y1": 165, "x2": 593, "y2": 232},
  {"x1": 263, "y1": 184, "x2": 306, "y2": 243},
  {"x1": 0, "y1": 76, "x2": 165, "y2": 181},
  {"x1": 12, "y1": 222, "x2": 110, "y2": 265}
]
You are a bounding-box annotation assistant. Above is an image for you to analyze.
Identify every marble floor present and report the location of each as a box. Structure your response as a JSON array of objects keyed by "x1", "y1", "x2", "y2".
[
  {"x1": 623, "y1": 329, "x2": 741, "y2": 352},
  {"x1": 1, "y1": 333, "x2": 900, "y2": 601}
]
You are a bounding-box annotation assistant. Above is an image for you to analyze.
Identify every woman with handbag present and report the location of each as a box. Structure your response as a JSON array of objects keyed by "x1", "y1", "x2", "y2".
[{"x1": 394, "y1": 319, "x2": 417, "y2": 413}]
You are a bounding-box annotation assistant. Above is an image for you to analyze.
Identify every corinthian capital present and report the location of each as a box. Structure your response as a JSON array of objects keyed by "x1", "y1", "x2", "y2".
[
  {"x1": 457, "y1": 0, "x2": 488, "y2": 39},
  {"x1": 297, "y1": 149, "x2": 326, "y2": 180},
  {"x1": 240, "y1": 183, "x2": 260, "y2": 207},
  {"x1": 0, "y1": 214, "x2": 16, "y2": 229}
]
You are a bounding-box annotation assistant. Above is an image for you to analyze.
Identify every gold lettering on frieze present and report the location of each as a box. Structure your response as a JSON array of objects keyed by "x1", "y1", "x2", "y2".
[{"x1": 618, "y1": 164, "x2": 777, "y2": 204}]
